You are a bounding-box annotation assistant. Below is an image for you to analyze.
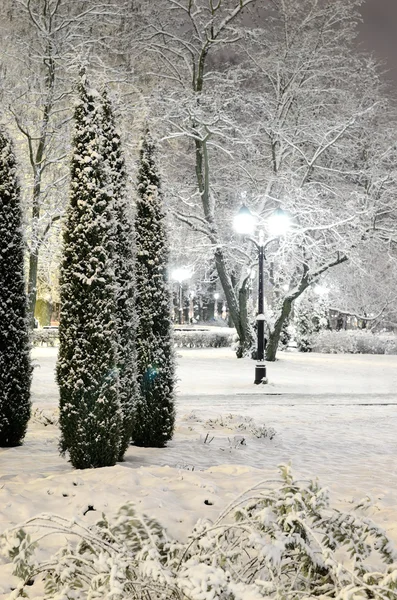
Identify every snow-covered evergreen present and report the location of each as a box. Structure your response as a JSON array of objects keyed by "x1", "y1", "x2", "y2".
[
  {"x1": 101, "y1": 89, "x2": 137, "y2": 459},
  {"x1": 132, "y1": 128, "x2": 175, "y2": 447},
  {"x1": 294, "y1": 288, "x2": 330, "y2": 352},
  {"x1": 56, "y1": 72, "x2": 122, "y2": 469},
  {"x1": 0, "y1": 129, "x2": 32, "y2": 447}
]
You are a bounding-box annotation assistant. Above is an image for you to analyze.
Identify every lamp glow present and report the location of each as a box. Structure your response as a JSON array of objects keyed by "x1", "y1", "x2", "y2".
[
  {"x1": 314, "y1": 284, "x2": 328, "y2": 296},
  {"x1": 267, "y1": 208, "x2": 290, "y2": 237},
  {"x1": 171, "y1": 267, "x2": 192, "y2": 283},
  {"x1": 233, "y1": 205, "x2": 255, "y2": 235}
]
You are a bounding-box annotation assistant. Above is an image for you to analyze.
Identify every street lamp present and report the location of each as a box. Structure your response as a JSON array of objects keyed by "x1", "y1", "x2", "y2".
[
  {"x1": 233, "y1": 204, "x2": 290, "y2": 384},
  {"x1": 214, "y1": 292, "x2": 220, "y2": 318},
  {"x1": 314, "y1": 284, "x2": 328, "y2": 296},
  {"x1": 171, "y1": 267, "x2": 192, "y2": 325}
]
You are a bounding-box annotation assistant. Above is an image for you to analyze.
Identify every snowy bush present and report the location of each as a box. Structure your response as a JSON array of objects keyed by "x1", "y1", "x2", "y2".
[
  {"x1": 31, "y1": 329, "x2": 59, "y2": 347},
  {"x1": 204, "y1": 414, "x2": 276, "y2": 440},
  {"x1": 31, "y1": 407, "x2": 59, "y2": 427},
  {"x1": 101, "y1": 90, "x2": 138, "y2": 459},
  {"x1": 0, "y1": 128, "x2": 32, "y2": 447},
  {"x1": 132, "y1": 128, "x2": 176, "y2": 448},
  {"x1": 312, "y1": 330, "x2": 397, "y2": 354},
  {"x1": 174, "y1": 329, "x2": 234, "y2": 348},
  {"x1": 56, "y1": 71, "x2": 123, "y2": 469},
  {"x1": 294, "y1": 290, "x2": 329, "y2": 352},
  {"x1": 3, "y1": 465, "x2": 397, "y2": 599}
]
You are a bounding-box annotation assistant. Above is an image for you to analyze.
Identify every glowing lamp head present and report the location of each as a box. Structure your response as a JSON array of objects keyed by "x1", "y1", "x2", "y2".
[
  {"x1": 171, "y1": 267, "x2": 192, "y2": 283},
  {"x1": 314, "y1": 284, "x2": 328, "y2": 296},
  {"x1": 233, "y1": 205, "x2": 255, "y2": 235},
  {"x1": 267, "y1": 208, "x2": 290, "y2": 237}
]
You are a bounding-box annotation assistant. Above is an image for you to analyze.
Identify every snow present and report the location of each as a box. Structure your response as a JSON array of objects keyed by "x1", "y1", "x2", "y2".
[{"x1": 0, "y1": 346, "x2": 397, "y2": 596}]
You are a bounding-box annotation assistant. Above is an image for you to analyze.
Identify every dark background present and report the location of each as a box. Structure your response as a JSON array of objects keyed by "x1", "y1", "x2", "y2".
[{"x1": 359, "y1": 0, "x2": 397, "y2": 85}]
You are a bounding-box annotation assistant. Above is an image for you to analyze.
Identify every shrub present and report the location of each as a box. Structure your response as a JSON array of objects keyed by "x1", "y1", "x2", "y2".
[
  {"x1": 3, "y1": 466, "x2": 397, "y2": 599},
  {"x1": 56, "y1": 71, "x2": 122, "y2": 469},
  {"x1": 174, "y1": 329, "x2": 234, "y2": 348},
  {"x1": 131, "y1": 128, "x2": 175, "y2": 448},
  {"x1": 204, "y1": 414, "x2": 276, "y2": 439},
  {"x1": 294, "y1": 289, "x2": 329, "y2": 352},
  {"x1": 0, "y1": 128, "x2": 32, "y2": 447},
  {"x1": 31, "y1": 407, "x2": 59, "y2": 427},
  {"x1": 31, "y1": 329, "x2": 59, "y2": 347},
  {"x1": 312, "y1": 329, "x2": 397, "y2": 354},
  {"x1": 101, "y1": 89, "x2": 138, "y2": 460}
]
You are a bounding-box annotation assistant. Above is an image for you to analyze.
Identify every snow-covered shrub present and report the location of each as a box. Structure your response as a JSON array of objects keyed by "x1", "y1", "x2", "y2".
[
  {"x1": 174, "y1": 329, "x2": 233, "y2": 348},
  {"x1": 3, "y1": 465, "x2": 397, "y2": 599},
  {"x1": 278, "y1": 318, "x2": 292, "y2": 350},
  {"x1": 205, "y1": 414, "x2": 276, "y2": 440},
  {"x1": 0, "y1": 128, "x2": 32, "y2": 447},
  {"x1": 312, "y1": 330, "x2": 397, "y2": 354},
  {"x1": 56, "y1": 71, "x2": 123, "y2": 469},
  {"x1": 101, "y1": 90, "x2": 138, "y2": 459},
  {"x1": 31, "y1": 329, "x2": 59, "y2": 346},
  {"x1": 31, "y1": 407, "x2": 59, "y2": 427},
  {"x1": 294, "y1": 289, "x2": 329, "y2": 352},
  {"x1": 131, "y1": 128, "x2": 176, "y2": 448},
  {"x1": 385, "y1": 338, "x2": 397, "y2": 355}
]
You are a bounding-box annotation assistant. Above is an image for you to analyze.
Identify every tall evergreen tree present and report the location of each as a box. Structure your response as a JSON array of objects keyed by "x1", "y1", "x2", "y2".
[
  {"x1": 101, "y1": 90, "x2": 137, "y2": 459},
  {"x1": 0, "y1": 129, "x2": 32, "y2": 447},
  {"x1": 132, "y1": 128, "x2": 175, "y2": 447},
  {"x1": 56, "y1": 72, "x2": 122, "y2": 469}
]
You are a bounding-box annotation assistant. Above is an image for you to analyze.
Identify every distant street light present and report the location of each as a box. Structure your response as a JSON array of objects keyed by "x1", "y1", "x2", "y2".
[
  {"x1": 233, "y1": 204, "x2": 290, "y2": 384},
  {"x1": 171, "y1": 267, "x2": 192, "y2": 324},
  {"x1": 214, "y1": 292, "x2": 220, "y2": 317},
  {"x1": 314, "y1": 284, "x2": 328, "y2": 296}
]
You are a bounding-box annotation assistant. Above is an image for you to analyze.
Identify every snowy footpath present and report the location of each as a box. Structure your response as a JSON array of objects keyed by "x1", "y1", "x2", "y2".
[{"x1": 0, "y1": 347, "x2": 397, "y2": 596}]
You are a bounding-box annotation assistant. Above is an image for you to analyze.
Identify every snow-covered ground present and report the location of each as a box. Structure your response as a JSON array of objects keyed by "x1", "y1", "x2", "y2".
[{"x1": 0, "y1": 347, "x2": 396, "y2": 596}]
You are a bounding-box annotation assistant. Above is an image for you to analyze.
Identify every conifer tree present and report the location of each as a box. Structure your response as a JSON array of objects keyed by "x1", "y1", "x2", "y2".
[
  {"x1": 56, "y1": 72, "x2": 122, "y2": 469},
  {"x1": 0, "y1": 130, "x2": 32, "y2": 447},
  {"x1": 294, "y1": 288, "x2": 330, "y2": 352},
  {"x1": 132, "y1": 128, "x2": 175, "y2": 447},
  {"x1": 101, "y1": 90, "x2": 137, "y2": 459}
]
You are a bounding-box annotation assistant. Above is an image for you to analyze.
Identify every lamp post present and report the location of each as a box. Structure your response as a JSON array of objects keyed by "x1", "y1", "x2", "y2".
[
  {"x1": 171, "y1": 267, "x2": 192, "y2": 325},
  {"x1": 233, "y1": 205, "x2": 290, "y2": 384},
  {"x1": 188, "y1": 290, "x2": 196, "y2": 323},
  {"x1": 256, "y1": 230, "x2": 266, "y2": 383}
]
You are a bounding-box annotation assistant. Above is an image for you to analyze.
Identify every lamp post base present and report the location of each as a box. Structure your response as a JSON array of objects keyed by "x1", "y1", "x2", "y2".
[{"x1": 254, "y1": 363, "x2": 267, "y2": 385}]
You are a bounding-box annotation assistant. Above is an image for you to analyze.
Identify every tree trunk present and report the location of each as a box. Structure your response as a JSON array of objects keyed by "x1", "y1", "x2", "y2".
[
  {"x1": 214, "y1": 248, "x2": 254, "y2": 357},
  {"x1": 27, "y1": 251, "x2": 39, "y2": 328},
  {"x1": 265, "y1": 296, "x2": 293, "y2": 361},
  {"x1": 18, "y1": 41, "x2": 55, "y2": 328}
]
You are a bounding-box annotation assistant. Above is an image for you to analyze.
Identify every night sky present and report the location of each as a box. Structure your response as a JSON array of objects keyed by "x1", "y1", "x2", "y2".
[{"x1": 359, "y1": 0, "x2": 397, "y2": 84}]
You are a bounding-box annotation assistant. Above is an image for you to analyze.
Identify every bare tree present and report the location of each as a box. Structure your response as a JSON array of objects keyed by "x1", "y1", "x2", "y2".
[
  {"x1": 133, "y1": 0, "x2": 397, "y2": 359},
  {"x1": 0, "y1": 0, "x2": 125, "y2": 326}
]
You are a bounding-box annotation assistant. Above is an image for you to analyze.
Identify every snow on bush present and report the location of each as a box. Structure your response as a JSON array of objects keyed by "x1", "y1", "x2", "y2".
[
  {"x1": 204, "y1": 414, "x2": 276, "y2": 440},
  {"x1": 174, "y1": 329, "x2": 234, "y2": 348},
  {"x1": 3, "y1": 465, "x2": 397, "y2": 599},
  {"x1": 312, "y1": 330, "x2": 397, "y2": 355},
  {"x1": 100, "y1": 89, "x2": 138, "y2": 460},
  {"x1": 56, "y1": 70, "x2": 124, "y2": 469},
  {"x1": 31, "y1": 330, "x2": 59, "y2": 347},
  {"x1": 294, "y1": 290, "x2": 329, "y2": 352},
  {"x1": 30, "y1": 407, "x2": 59, "y2": 427},
  {"x1": 0, "y1": 128, "x2": 32, "y2": 447},
  {"x1": 131, "y1": 127, "x2": 176, "y2": 448}
]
